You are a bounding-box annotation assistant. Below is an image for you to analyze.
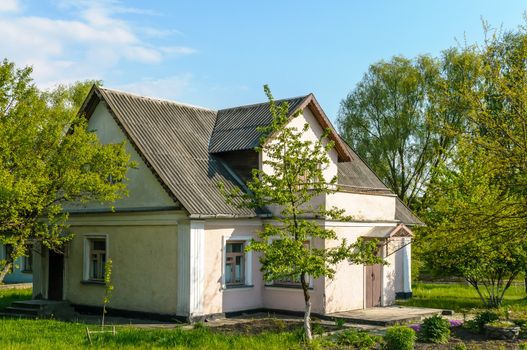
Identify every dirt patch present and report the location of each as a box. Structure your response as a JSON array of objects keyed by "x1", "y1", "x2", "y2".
[
  {"x1": 415, "y1": 327, "x2": 523, "y2": 349},
  {"x1": 209, "y1": 318, "x2": 339, "y2": 336}
]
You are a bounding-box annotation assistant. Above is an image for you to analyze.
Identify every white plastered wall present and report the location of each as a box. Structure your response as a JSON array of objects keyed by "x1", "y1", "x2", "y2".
[
  {"x1": 202, "y1": 220, "x2": 264, "y2": 315},
  {"x1": 261, "y1": 107, "x2": 338, "y2": 184},
  {"x1": 64, "y1": 102, "x2": 176, "y2": 211}
]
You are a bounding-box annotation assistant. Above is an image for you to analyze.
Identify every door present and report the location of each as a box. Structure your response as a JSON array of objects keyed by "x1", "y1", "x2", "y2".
[
  {"x1": 48, "y1": 250, "x2": 64, "y2": 300},
  {"x1": 365, "y1": 263, "x2": 382, "y2": 308}
]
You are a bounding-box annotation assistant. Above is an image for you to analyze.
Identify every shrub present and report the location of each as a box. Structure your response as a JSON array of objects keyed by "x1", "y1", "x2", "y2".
[
  {"x1": 419, "y1": 315, "x2": 450, "y2": 343},
  {"x1": 335, "y1": 329, "x2": 380, "y2": 349},
  {"x1": 335, "y1": 318, "x2": 346, "y2": 330},
  {"x1": 472, "y1": 310, "x2": 500, "y2": 333},
  {"x1": 454, "y1": 343, "x2": 468, "y2": 350},
  {"x1": 384, "y1": 326, "x2": 416, "y2": 350}
]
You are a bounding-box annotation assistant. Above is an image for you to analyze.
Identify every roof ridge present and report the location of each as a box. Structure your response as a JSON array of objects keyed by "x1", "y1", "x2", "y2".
[
  {"x1": 98, "y1": 86, "x2": 217, "y2": 112},
  {"x1": 218, "y1": 94, "x2": 311, "y2": 112}
]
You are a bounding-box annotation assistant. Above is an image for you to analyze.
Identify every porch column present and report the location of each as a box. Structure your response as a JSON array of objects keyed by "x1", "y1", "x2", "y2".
[
  {"x1": 402, "y1": 238, "x2": 412, "y2": 297},
  {"x1": 176, "y1": 220, "x2": 205, "y2": 320}
]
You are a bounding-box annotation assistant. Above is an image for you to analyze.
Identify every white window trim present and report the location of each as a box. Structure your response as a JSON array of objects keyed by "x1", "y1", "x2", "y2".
[
  {"x1": 265, "y1": 237, "x2": 314, "y2": 289},
  {"x1": 221, "y1": 235, "x2": 253, "y2": 290},
  {"x1": 82, "y1": 234, "x2": 109, "y2": 282}
]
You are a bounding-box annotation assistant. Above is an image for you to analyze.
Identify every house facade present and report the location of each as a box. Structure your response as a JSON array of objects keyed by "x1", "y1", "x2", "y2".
[
  {"x1": 0, "y1": 243, "x2": 33, "y2": 284},
  {"x1": 32, "y1": 86, "x2": 421, "y2": 320}
]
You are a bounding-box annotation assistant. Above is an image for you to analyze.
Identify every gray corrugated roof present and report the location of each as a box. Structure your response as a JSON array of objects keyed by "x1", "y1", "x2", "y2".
[
  {"x1": 395, "y1": 198, "x2": 424, "y2": 226},
  {"x1": 336, "y1": 140, "x2": 423, "y2": 225},
  {"x1": 92, "y1": 87, "x2": 258, "y2": 217},
  {"x1": 209, "y1": 96, "x2": 308, "y2": 153},
  {"x1": 82, "y1": 86, "x2": 423, "y2": 224}
]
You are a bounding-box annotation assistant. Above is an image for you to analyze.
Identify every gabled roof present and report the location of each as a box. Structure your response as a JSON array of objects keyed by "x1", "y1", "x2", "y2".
[
  {"x1": 80, "y1": 86, "x2": 258, "y2": 217},
  {"x1": 210, "y1": 94, "x2": 352, "y2": 162},
  {"x1": 79, "y1": 85, "x2": 423, "y2": 225}
]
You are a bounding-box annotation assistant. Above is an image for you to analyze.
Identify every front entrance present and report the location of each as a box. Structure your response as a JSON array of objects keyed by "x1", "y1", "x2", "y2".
[
  {"x1": 365, "y1": 263, "x2": 382, "y2": 308},
  {"x1": 47, "y1": 250, "x2": 64, "y2": 300}
]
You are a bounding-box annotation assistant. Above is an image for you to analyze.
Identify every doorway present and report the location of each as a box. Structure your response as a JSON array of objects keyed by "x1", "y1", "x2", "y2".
[
  {"x1": 47, "y1": 250, "x2": 64, "y2": 300},
  {"x1": 365, "y1": 263, "x2": 382, "y2": 308}
]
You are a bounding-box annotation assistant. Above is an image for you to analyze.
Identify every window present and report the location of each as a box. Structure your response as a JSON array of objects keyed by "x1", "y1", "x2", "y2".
[
  {"x1": 272, "y1": 240, "x2": 311, "y2": 288},
  {"x1": 87, "y1": 238, "x2": 106, "y2": 281},
  {"x1": 22, "y1": 251, "x2": 32, "y2": 273},
  {"x1": 225, "y1": 241, "x2": 245, "y2": 286}
]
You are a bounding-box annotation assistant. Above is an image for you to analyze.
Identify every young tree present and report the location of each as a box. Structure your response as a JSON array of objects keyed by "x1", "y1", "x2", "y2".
[
  {"x1": 0, "y1": 60, "x2": 132, "y2": 282},
  {"x1": 421, "y1": 140, "x2": 526, "y2": 307},
  {"x1": 224, "y1": 86, "x2": 382, "y2": 341}
]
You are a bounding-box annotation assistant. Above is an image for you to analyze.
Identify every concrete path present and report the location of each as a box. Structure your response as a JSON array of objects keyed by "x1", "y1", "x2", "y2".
[{"x1": 328, "y1": 306, "x2": 444, "y2": 326}]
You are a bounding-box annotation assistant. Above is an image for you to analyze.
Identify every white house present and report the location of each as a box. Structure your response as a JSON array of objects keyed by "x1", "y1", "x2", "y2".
[
  {"x1": 31, "y1": 86, "x2": 421, "y2": 320},
  {"x1": 0, "y1": 244, "x2": 33, "y2": 284}
]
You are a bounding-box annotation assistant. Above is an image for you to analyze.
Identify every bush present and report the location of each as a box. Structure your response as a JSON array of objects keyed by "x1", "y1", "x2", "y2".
[
  {"x1": 335, "y1": 329, "x2": 380, "y2": 349},
  {"x1": 454, "y1": 343, "x2": 468, "y2": 350},
  {"x1": 419, "y1": 315, "x2": 450, "y2": 343},
  {"x1": 472, "y1": 310, "x2": 500, "y2": 333},
  {"x1": 384, "y1": 326, "x2": 416, "y2": 350}
]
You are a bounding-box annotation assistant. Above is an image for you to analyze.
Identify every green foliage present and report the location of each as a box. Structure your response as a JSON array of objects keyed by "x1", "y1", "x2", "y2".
[
  {"x1": 222, "y1": 86, "x2": 383, "y2": 341},
  {"x1": 337, "y1": 55, "x2": 467, "y2": 210},
  {"x1": 454, "y1": 343, "x2": 468, "y2": 350},
  {"x1": 421, "y1": 26, "x2": 527, "y2": 308},
  {"x1": 334, "y1": 317, "x2": 346, "y2": 330},
  {"x1": 472, "y1": 311, "x2": 500, "y2": 333},
  {"x1": 419, "y1": 315, "x2": 450, "y2": 343},
  {"x1": 0, "y1": 60, "x2": 132, "y2": 280},
  {"x1": 334, "y1": 328, "x2": 380, "y2": 349},
  {"x1": 101, "y1": 259, "x2": 114, "y2": 327},
  {"x1": 383, "y1": 326, "x2": 416, "y2": 350}
]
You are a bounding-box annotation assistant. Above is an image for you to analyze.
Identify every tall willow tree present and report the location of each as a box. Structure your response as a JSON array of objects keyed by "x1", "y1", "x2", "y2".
[
  {"x1": 0, "y1": 60, "x2": 132, "y2": 282},
  {"x1": 337, "y1": 54, "x2": 470, "y2": 209}
]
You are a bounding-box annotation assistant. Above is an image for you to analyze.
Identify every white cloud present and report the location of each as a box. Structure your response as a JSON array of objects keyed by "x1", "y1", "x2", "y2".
[
  {"x1": 0, "y1": 0, "x2": 20, "y2": 13},
  {"x1": 116, "y1": 74, "x2": 193, "y2": 102},
  {"x1": 0, "y1": 0, "x2": 195, "y2": 87}
]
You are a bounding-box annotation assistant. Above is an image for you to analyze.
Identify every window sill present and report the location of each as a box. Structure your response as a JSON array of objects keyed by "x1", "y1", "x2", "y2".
[
  {"x1": 81, "y1": 280, "x2": 105, "y2": 285},
  {"x1": 265, "y1": 285, "x2": 314, "y2": 290},
  {"x1": 223, "y1": 284, "x2": 254, "y2": 290}
]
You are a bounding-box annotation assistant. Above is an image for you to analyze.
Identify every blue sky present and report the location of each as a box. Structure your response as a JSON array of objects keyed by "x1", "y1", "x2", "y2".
[{"x1": 1, "y1": 0, "x2": 526, "y2": 122}]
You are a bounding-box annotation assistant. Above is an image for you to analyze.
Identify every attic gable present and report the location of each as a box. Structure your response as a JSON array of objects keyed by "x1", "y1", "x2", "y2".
[{"x1": 209, "y1": 94, "x2": 352, "y2": 162}]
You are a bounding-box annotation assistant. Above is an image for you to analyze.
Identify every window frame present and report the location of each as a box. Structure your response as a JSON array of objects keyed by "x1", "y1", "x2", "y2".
[
  {"x1": 83, "y1": 235, "x2": 108, "y2": 283},
  {"x1": 221, "y1": 236, "x2": 253, "y2": 290},
  {"x1": 22, "y1": 250, "x2": 33, "y2": 273},
  {"x1": 267, "y1": 239, "x2": 314, "y2": 289}
]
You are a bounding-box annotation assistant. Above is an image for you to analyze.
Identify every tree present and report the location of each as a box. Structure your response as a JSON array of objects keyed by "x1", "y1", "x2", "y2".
[
  {"x1": 421, "y1": 26, "x2": 527, "y2": 304},
  {"x1": 337, "y1": 55, "x2": 469, "y2": 210},
  {"x1": 0, "y1": 60, "x2": 132, "y2": 282},
  {"x1": 421, "y1": 140, "x2": 526, "y2": 307},
  {"x1": 223, "y1": 86, "x2": 382, "y2": 341}
]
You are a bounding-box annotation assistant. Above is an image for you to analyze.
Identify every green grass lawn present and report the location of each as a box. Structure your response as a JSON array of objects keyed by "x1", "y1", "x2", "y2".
[
  {"x1": 0, "y1": 319, "x2": 303, "y2": 350},
  {"x1": 0, "y1": 288, "x2": 304, "y2": 350},
  {"x1": 398, "y1": 282, "x2": 527, "y2": 313},
  {"x1": 0, "y1": 287, "x2": 32, "y2": 310}
]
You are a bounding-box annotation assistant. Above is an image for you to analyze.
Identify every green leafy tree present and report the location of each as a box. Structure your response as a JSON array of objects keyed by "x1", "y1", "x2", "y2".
[
  {"x1": 0, "y1": 60, "x2": 132, "y2": 282},
  {"x1": 224, "y1": 86, "x2": 383, "y2": 341},
  {"x1": 421, "y1": 140, "x2": 526, "y2": 307},
  {"x1": 421, "y1": 25, "x2": 527, "y2": 302},
  {"x1": 337, "y1": 55, "x2": 470, "y2": 210}
]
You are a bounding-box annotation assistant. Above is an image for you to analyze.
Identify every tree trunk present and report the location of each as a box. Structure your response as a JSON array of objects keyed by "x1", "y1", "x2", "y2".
[
  {"x1": 0, "y1": 261, "x2": 13, "y2": 284},
  {"x1": 300, "y1": 274, "x2": 312, "y2": 342}
]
